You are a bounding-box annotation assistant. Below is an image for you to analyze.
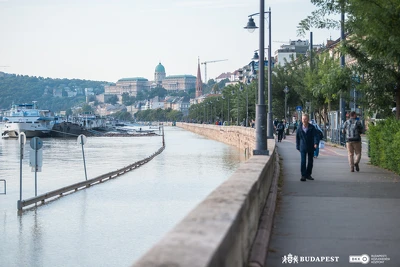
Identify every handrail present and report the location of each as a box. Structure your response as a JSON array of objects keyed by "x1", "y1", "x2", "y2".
[{"x1": 18, "y1": 145, "x2": 165, "y2": 211}]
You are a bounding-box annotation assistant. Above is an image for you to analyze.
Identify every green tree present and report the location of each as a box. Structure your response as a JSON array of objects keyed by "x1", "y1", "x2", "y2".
[
  {"x1": 66, "y1": 108, "x2": 73, "y2": 116},
  {"x1": 105, "y1": 95, "x2": 118, "y2": 105},
  {"x1": 298, "y1": 0, "x2": 400, "y2": 119},
  {"x1": 122, "y1": 93, "x2": 133, "y2": 106},
  {"x1": 81, "y1": 104, "x2": 93, "y2": 113}
]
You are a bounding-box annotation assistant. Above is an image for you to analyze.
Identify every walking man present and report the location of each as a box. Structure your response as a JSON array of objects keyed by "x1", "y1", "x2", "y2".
[
  {"x1": 342, "y1": 111, "x2": 363, "y2": 172},
  {"x1": 276, "y1": 120, "x2": 285, "y2": 142},
  {"x1": 296, "y1": 114, "x2": 319, "y2": 182}
]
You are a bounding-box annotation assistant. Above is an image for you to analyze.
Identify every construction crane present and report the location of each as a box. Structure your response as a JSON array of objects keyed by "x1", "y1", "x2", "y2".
[{"x1": 201, "y1": 59, "x2": 228, "y2": 83}]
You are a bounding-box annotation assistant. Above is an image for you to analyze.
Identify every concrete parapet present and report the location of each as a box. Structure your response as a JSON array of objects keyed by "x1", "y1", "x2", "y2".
[
  {"x1": 177, "y1": 123, "x2": 257, "y2": 155},
  {"x1": 132, "y1": 124, "x2": 277, "y2": 267}
]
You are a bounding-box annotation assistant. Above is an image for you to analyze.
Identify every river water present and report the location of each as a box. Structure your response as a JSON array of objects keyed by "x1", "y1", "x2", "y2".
[{"x1": 0, "y1": 126, "x2": 244, "y2": 267}]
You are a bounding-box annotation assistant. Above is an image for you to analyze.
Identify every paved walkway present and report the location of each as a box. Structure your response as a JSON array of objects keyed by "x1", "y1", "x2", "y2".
[{"x1": 266, "y1": 134, "x2": 400, "y2": 266}]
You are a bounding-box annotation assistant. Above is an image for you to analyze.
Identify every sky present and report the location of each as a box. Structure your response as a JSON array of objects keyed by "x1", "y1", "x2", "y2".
[{"x1": 0, "y1": 0, "x2": 340, "y2": 83}]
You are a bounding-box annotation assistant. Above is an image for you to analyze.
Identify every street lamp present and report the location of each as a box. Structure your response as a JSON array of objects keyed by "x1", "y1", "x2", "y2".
[
  {"x1": 209, "y1": 101, "x2": 213, "y2": 123},
  {"x1": 240, "y1": 83, "x2": 249, "y2": 127},
  {"x1": 244, "y1": 5, "x2": 272, "y2": 155},
  {"x1": 224, "y1": 95, "x2": 230, "y2": 125},
  {"x1": 231, "y1": 90, "x2": 239, "y2": 125},
  {"x1": 283, "y1": 86, "x2": 289, "y2": 123},
  {"x1": 217, "y1": 97, "x2": 223, "y2": 124}
]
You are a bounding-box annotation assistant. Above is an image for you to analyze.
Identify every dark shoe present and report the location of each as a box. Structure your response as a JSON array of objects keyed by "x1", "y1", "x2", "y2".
[
  {"x1": 355, "y1": 163, "x2": 360, "y2": 172},
  {"x1": 351, "y1": 167, "x2": 354, "y2": 172},
  {"x1": 300, "y1": 177, "x2": 306, "y2": 182},
  {"x1": 306, "y1": 176, "x2": 314, "y2": 180}
]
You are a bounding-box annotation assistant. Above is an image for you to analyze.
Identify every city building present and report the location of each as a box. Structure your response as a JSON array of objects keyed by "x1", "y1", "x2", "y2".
[
  {"x1": 162, "y1": 75, "x2": 196, "y2": 92},
  {"x1": 274, "y1": 39, "x2": 323, "y2": 66},
  {"x1": 154, "y1": 62, "x2": 166, "y2": 85},
  {"x1": 104, "y1": 77, "x2": 150, "y2": 97},
  {"x1": 164, "y1": 96, "x2": 190, "y2": 116}
]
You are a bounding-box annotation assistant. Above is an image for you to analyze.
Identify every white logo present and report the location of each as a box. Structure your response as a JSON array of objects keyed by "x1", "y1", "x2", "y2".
[
  {"x1": 282, "y1": 253, "x2": 339, "y2": 264},
  {"x1": 282, "y1": 253, "x2": 299, "y2": 264},
  {"x1": 349, "y1": 254, "x2": 370, "y2": 264},
  {"x1": 349, "y1": 254, "x2": 391, "y2": 264}
]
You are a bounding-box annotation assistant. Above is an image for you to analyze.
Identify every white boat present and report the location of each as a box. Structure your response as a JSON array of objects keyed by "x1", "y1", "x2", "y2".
[{"x1": 1, "y1": 102, "x2": 55, "y2": 138}]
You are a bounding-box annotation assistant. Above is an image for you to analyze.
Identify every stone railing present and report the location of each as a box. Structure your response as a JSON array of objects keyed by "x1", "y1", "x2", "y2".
[{"x1": 131, "y1": 123, "x2": 277, "y2": 267}]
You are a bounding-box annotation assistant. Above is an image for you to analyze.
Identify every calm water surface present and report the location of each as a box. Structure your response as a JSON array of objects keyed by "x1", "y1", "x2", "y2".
[{"x1": 0, "y1": 126, "x2": 244, "y2": 267}]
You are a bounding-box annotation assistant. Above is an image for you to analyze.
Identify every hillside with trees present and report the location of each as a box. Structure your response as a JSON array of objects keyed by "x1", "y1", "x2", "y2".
[{"x1": 0, "y1": 72, "x2": 107, "y2": 112}]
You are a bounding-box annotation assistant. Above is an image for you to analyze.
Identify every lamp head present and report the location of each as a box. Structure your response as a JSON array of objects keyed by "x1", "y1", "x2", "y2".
[
  {"x1": 252, "y1": 51, "x2": 259, "y2": 61},
  {"x1": 244, "y1": 17, "x2": 257, "y2": 33}
]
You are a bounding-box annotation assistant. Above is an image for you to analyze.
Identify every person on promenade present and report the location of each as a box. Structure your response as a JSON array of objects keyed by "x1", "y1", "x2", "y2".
[
  {"x1": 296, "y1": 114, "x2": 319, "y2": 182},
  {"x1": 292, "y1": 120, "x2": 298, "y2": 134},
  {"x1": 276, "y1": 120, "x2": 285, "y2": 142},
  {"x1": 311, "y1": 119, "x2": 324, "y2": 158},
  {"x1": 342, "y1": 111, "x2": 363, "y2": 172}
]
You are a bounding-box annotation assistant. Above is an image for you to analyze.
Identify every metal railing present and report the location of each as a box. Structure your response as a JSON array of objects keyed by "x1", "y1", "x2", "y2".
[
  {"x1": 17, "y1": 145, "x2": 165, "y2": 211},
  {"x1": 327, "y1": 128, "x2": 346, "y2": 146}
]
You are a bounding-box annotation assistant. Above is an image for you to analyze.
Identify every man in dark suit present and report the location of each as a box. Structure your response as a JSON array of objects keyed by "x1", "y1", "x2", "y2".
[{"x1": 296, "y1": 114, "x2": 319, "y2": 182}]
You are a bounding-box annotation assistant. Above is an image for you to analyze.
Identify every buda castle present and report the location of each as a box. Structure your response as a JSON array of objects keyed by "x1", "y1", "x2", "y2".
[{"x1": 104, "y1": 62, "x2": 197, "y2": 97}]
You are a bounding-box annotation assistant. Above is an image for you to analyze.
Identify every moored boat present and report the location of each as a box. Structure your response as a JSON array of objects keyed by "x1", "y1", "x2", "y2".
[{"x1": 1, "y1": 102, "x2": 55, "y2": 138}]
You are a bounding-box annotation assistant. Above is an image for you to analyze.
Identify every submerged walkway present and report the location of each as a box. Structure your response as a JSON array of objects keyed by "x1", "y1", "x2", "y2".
[{"x1": 266, "y1": 134, "x2": 400, "y2": 266}]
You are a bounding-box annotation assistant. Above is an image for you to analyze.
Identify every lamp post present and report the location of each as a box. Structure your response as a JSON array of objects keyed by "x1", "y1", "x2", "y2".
[
  {"x1": 283, "y1": 86, "x2": 289, "y2": 123},
  {"x1": 209, "y1": 101, "x2": 213, "y2": 123},
  {"x1": 237, "y1": 91, "x2": 239, "y2": 126},
  {"x1": 227, "y1": 95, "x2": 230, "y2": 125},
  {"x1": 206, "y1": 103, "x2": 209, "y2": 123},
  {"x1": 244, "y1": 4, "x2": 271, "y2": 155},
  {"x1": 240, "y1": 83, "x2": 249, "y2": 127},
  {"x1": 231, "y1": 90, "x2": 238, "y2": 125}
]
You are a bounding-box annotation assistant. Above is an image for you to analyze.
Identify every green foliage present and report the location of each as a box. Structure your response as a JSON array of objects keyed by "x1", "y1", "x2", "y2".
[
  {"x1": 105, "y1": 95, "x2": 118, "y2": 105},
  {"x1": 80, "y1": 104, "x2": 93, "y2": 113},
  {"x1": 0, "y1": 73, "x2": 106, "y2": 112},
  {"x1": 135, "y1": 108, "x2": 182, "y2": 122},
  {"x1": 298, "y1": 0, "x2": 400, "y2": 119},
  {"x1": 368, "y1": 118, "x2": 400, "y2": 174},
  {"x1": 121, "y1": 92, "x2": 135, "y2": 106},
  {"x1": 111, "y1": 111, "x2": 133, "y2": 121},
  {"x1": 148, "y1": 86, "x2": 167, "y2": 99},
  {"x1": 169, "y1": 90, "x2": 190, "y2": 98}
]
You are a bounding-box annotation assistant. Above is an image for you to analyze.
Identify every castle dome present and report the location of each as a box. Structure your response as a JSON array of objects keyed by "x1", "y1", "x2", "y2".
[{"x1": 155, "y1": 62, "x2": 165, "y2": 73}]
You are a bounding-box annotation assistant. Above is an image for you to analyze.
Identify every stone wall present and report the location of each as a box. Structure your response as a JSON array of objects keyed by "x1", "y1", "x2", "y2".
[
  {"x1": 177, "y1": 123, "x2": 256, "y2": 155},
  {"x1": 131, "y1": 123, "x2": 277, "y2": 267}
]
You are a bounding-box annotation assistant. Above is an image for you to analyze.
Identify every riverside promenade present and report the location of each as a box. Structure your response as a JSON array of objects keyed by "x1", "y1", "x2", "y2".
[{"x1": 266, "y1": 133, "x2": 400, "y2": 266}]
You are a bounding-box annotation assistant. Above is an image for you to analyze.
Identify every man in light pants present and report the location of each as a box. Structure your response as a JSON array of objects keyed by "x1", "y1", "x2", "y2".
[{"x1": 342, "y1": 111, "x2": 363, "y2": 172}]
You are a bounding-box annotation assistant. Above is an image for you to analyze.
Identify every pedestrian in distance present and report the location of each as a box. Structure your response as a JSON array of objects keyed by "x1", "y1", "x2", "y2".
[
  {"x1": 296, "y1": 114, "x2": 319, "y2": 182},
  {"x1": 342, "y1": 111, "x2": 363, "y2": 172},
  {"x1": 292, "y1": 120, "x2": 298, "y2": 134},
  {"x1": 276, "y1": 120, "x2": 285, "y2": 142},
  {"x1": 311, "y1": 120, "x2": 324, "y2": 158}
]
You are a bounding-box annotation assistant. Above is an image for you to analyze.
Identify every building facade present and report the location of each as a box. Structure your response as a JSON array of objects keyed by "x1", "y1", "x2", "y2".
[
  {"x1": 162, "y1": 75, "x2": 196, "y2": 92},
  {"x1": 104, "y1": 77, "x2": 150, "y2": 97},
  {"x1": 274, "y1": 39, "x2": 323, "y2": 66},
  {"x1": 154, "y1": 63, "x2": 166, "y2": 85}
]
